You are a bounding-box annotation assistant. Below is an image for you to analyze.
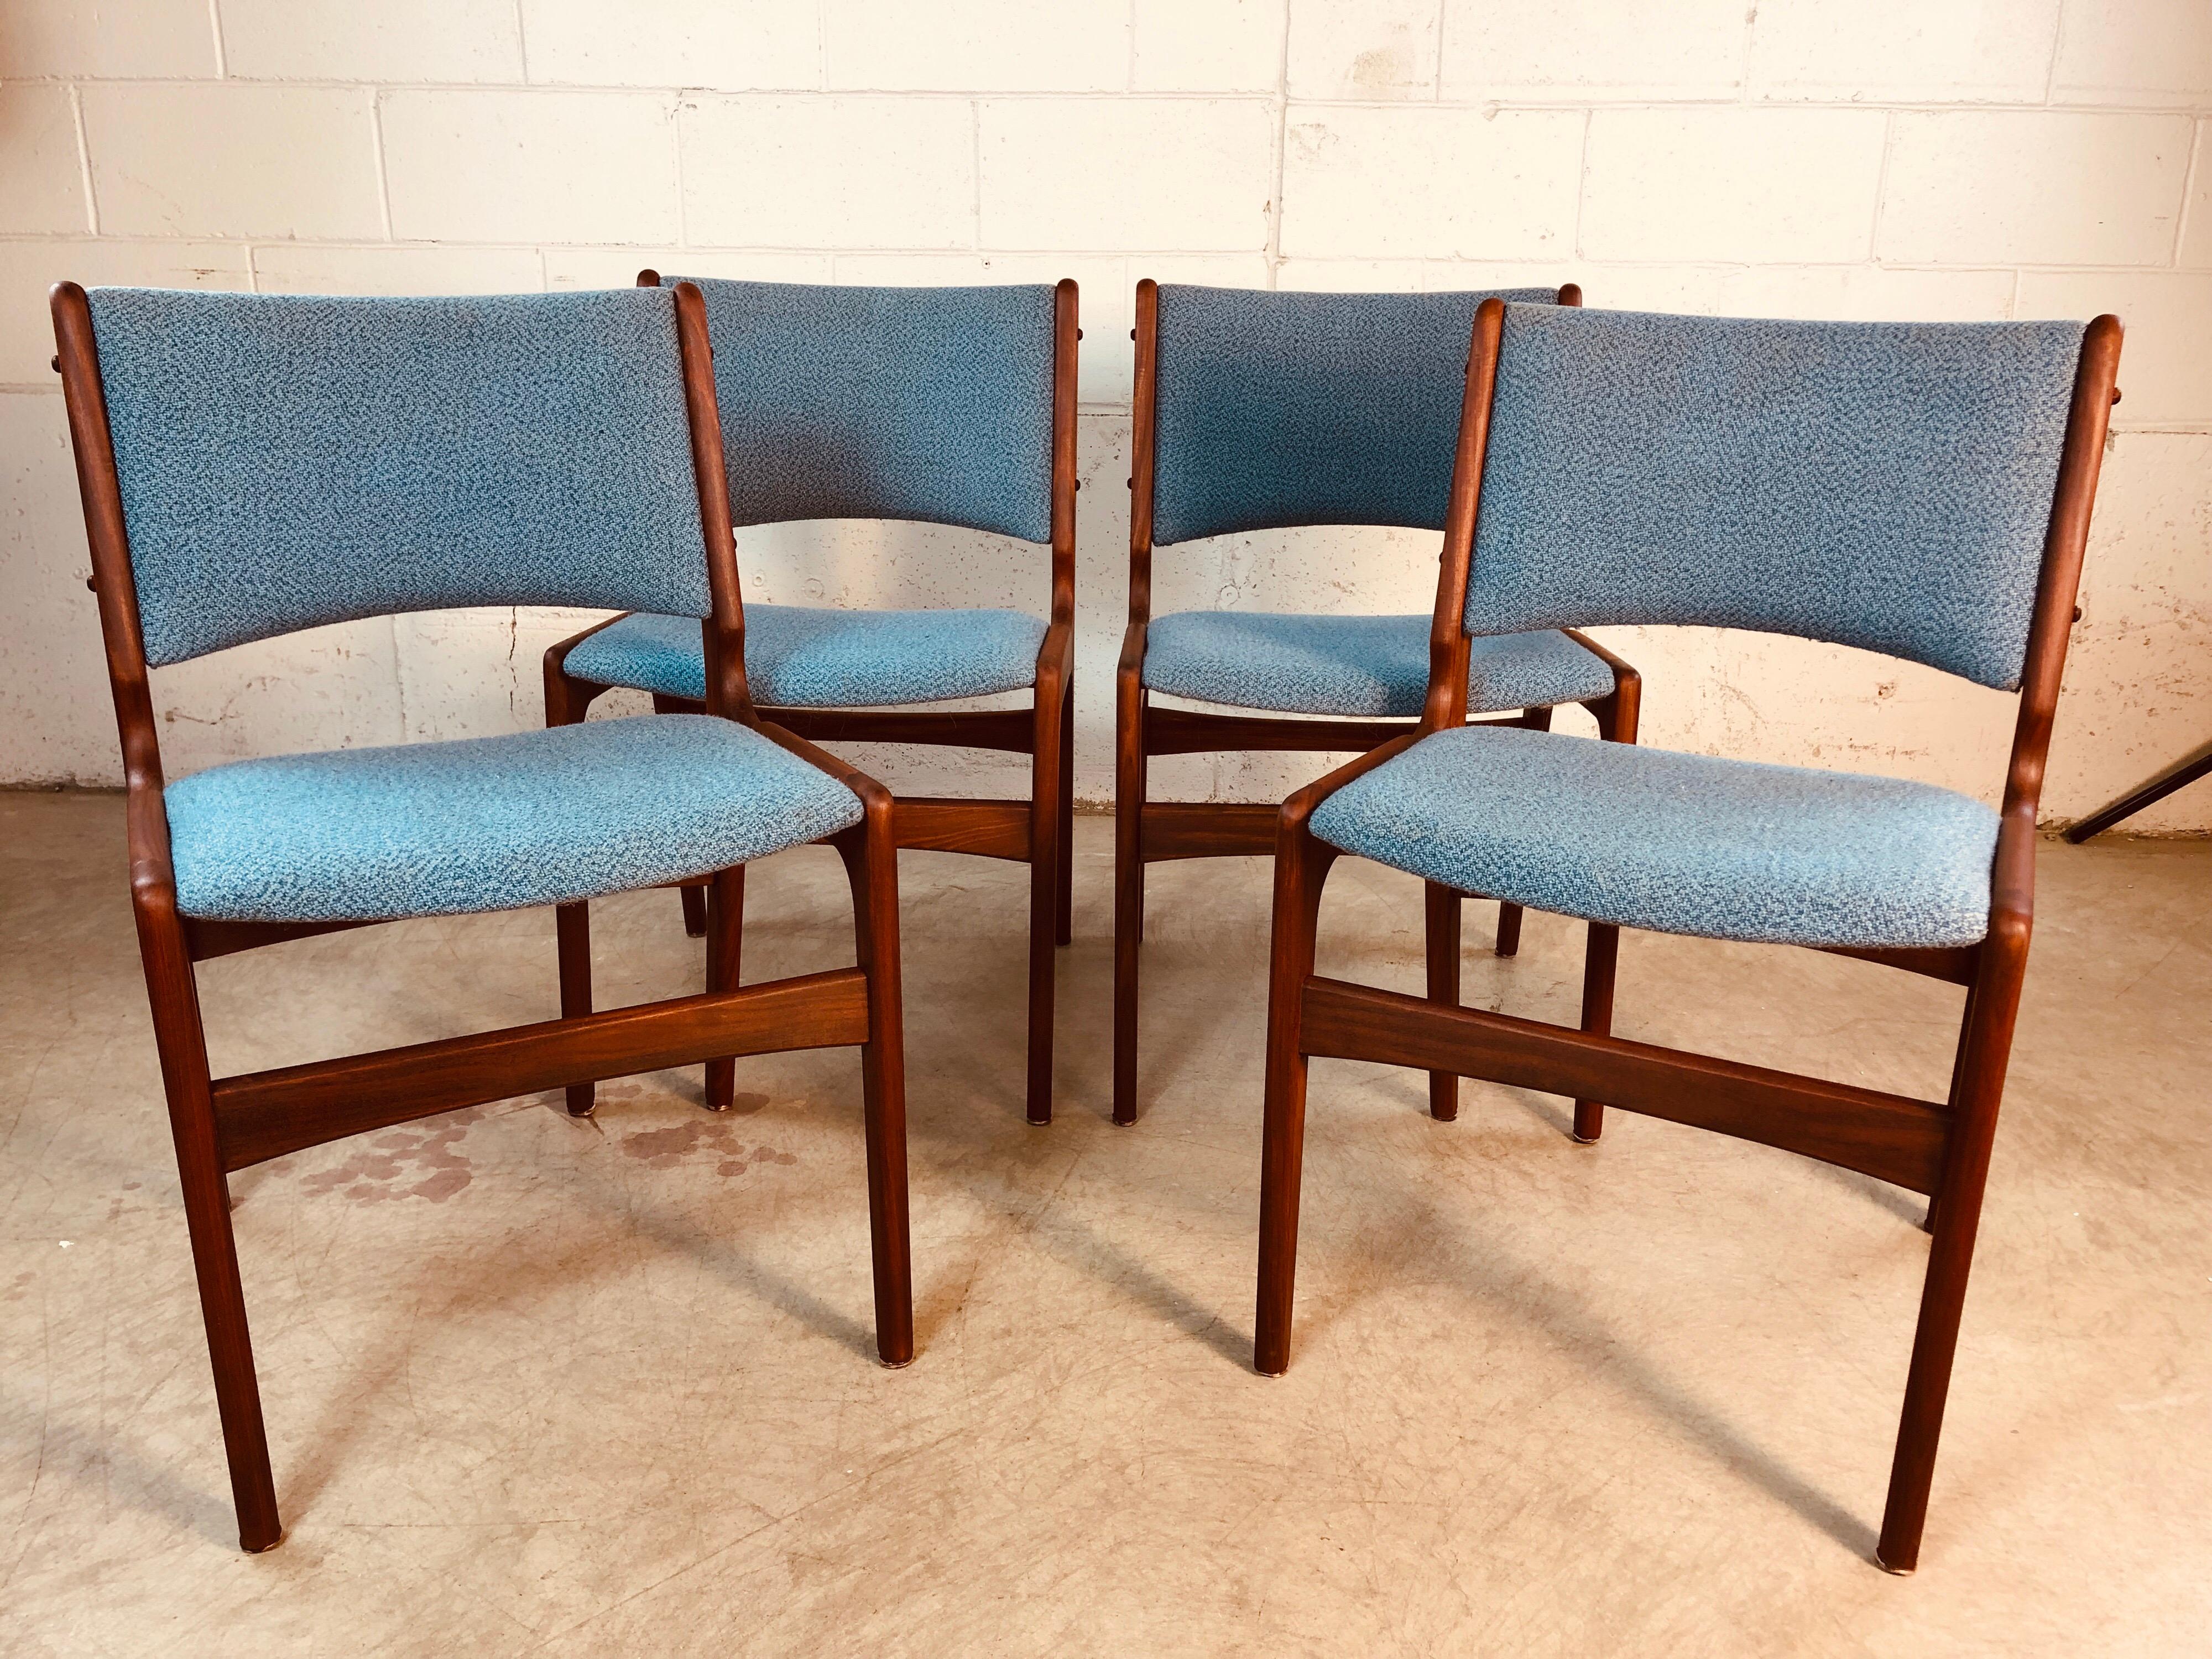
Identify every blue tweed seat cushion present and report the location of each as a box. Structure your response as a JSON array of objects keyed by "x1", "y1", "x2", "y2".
[
  {"x1": 1309, "y1": 724, "x2": 2000, "y2": 950},
  {"x1": 1142, "y1": 611, "x2": 1615, "y2": 717},
  {"x1": 565, "y1": 605, "x2": 1047, "y2": 707},
  {"x1": 165, "y1": 714, "x2": 863, "y2": 924}
]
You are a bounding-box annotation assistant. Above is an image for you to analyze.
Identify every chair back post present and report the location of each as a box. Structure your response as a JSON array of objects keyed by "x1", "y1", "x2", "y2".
[
  {"x1": 670, "y1": 280, "x2": 755, "y2": 726},
  {"x1": 1048, "y1": 278, "x2": 1079, "y2": 626},
  {"x1": 51, "y1": 281, "x2": 164, "y2": 801},
  {"x1": 1999, "y1": 314, "x2": 2123, "y2": 839},
  {"x1": 1419, "y1": 295, "x2": 1508, "y2": 737},
  {"x1": 1127, "y1": 278, "x2": 1161, "y2": 629}
]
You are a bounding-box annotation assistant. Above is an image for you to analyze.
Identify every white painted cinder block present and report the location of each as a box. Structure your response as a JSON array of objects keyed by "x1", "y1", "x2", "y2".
[
  {"x1": 382, "y1": 91, "x2": 681, "y2": 246},
  {"x1": 82, "y1": 84, "x2": 384, "y2": 241},
  {"x1": 1441, "y1": 0, "x2": 1745, "y2": 101},
  {"x1": 1747, "y1": 0, "x2": 2061, "y2": 105},
  {"x1": 1281, "y1": 107, "x2": 1583, "y2": 259},
  {"x1": 2, "y1": 0, "x2": 2209, "y2": 825},
  {"x1": 1879, "y1": 112, "x2": 2193, "y2": 267},
  {"x1": 2185, "y1": 122, "x2": 2212, "y2": 269},
  {"x1": 9, "y1": 0, "x2": 217, "y2": 77},
  {"x1": 1285, "y1": 0, "x2": 1439, "y2": 101},
  {"x1": 824, "y1": 0, "x2": 1129, "y2": 92},
  {"x1": 1134, "y1": 0, "x2": 1286, "y2": 93},
  {"x1": 2015, "y1": 272, "x2": 2212, "y2": 428},
  {"x1": 544, "y1": 249, "x2": 835, "y2": 291},
  {"x1": 251, "y1": 244, "x2": 546, "y2": 296},
  {"x1": 218, "y1": 0, "x2": 525, "y2": 83},
  {"x1": 1581, "y1": 107, "x2": 1887, "y2": 264},
  {"x1": 2052, "y1": 0, "x2": 2212, "y2": 109},
  {"x1": 0, "y1": 85, "x2": 91, "y2": 236},
  {"x1": 980, "y1": 100, "x2": 1274, "y2": 252},
  {"x1": 515, "y1": 0, "x2": 820, "y2": 92},
  {"x1": 682, "y1": 96, "x2": 976, "y2": 251},
  {"x1": 0, "y1": 241, "x2": 251, "y2": 385}
]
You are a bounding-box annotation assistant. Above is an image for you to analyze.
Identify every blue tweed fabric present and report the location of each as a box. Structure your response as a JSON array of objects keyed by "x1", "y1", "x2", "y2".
[
  {"x1": 165, "y1": 715, "x2": 864, "y2": 923},
  {"x1": 86, "y1": 287, "x2": 709, "y2": 666},
  {"x1": 566, "y1": 604, "x2": 1047, "y2": 707},
  {"x1": 1310, "y1": 725, "x2": 2001, "y2": 949},
  {"x1": 1150, "y1": 285, "x2": 1561, "y2": 547},
  {"x1": 1142, "y1": 611, "x2": 1615, "y2": 717},
  {"x1": 665, "y1": 276, "x2": 1055, "y2": 542},
  {"x1": 1469, "y1": 305, "x2": 2085, "y2": 691}
]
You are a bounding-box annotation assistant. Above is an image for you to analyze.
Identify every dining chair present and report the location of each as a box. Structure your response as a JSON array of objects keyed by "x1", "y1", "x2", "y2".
[
  {"x1": 1250, "y1": 297, "x2": 2122, "y2": 1572},
  {"x1": 51, "y1": 279, "x2": 914, "y2": 1554},
  {"x1": 549, "y1": 275, "x2": 1077, "y2": 1125},
  {"x1": 1117, "y1": 280, "x2": 1640, "y2": 1126}
]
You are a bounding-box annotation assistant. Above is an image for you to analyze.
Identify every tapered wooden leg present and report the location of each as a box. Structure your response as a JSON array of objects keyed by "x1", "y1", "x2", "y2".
[
  {"x1": 1494, "y1": 900, "x2": 1525, "y2": 958},
  {"x1": 1055, "y1": 679, "x2": 1074, "y2": 948},
  {"x1": 1254, "y1": 830, "x2": 1337, "y2": 1376},
  {"x1": 679, "y1": 882, "x2": 708, "y2": 939},
  {"x1": 1025, "y1": 677, "x2": 1066, "y2": 1126},
  {"x1": 1113, "y1": 680, "x2": 1146, "y2": 1125},
  {"x1": 1572, "y1": 922, "x2": 1618, "y2": 1144},
  {"x1": 1877, "y1": 959, "x2": 2019, "y2": 1574},
  {"x1": 836, "y1": 817, "x2": 914, "y2": 1367},
  {"x1": 702, "y1": 865, "x2": 744, "y2": 1113},
  {"x1": 556, "y1": 901, "x2": 594, "y2": 1117},
  {"x1": 1425, "y1": 881, "x2": 1462, "y2": 1121},
  {"x1": 138, "y1": 905, "x2": 281, "y2": 1552}
]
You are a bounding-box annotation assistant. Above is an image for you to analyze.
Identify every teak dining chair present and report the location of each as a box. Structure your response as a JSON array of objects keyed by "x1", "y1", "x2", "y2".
[
  {"x1": 1251, "y1": 298, "x2": 2121, "y2": 1573},
  {"x1": 1117, "y1": 281, "x2": 1640, "y2": 1126},
  {"x1": 51, "y1": 280, "x2": 914, "y2": 1554},
  {"x1": 549, "y1": 276, "x2": 1077, "y2": 1124}
]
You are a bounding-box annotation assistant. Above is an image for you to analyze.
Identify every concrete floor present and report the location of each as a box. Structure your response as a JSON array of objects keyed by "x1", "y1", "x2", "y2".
[{"x1": 3, "y1": 790, "x2": 2208, "y2": 1656}]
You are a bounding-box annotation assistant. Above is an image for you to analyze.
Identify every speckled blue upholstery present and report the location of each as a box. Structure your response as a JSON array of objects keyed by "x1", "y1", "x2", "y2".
[
  {"x1": 166, "y1": 715, "x2": 863, "y2": 923},
  {"x1": 1310, "y1": 724, "x2": 2000, "y2": 949},
  {"x1": 1142, "y1": 611, "x2": 1615, "y2": 717},
  {"x1": 87, "y1": 287, "x2": 708, "y2": 666},
  {"x1": 1150, "y1": 284, "x2": 1562, "y2": 547},
  {"x1": 565, "y1": 604, "x2": 1047, "y2": 707},
  {"x1": 665, "y1": 276, "x2": 1055, "y2": 542},
  {"x1": 1469, "y1": 305, "x2": 2084, "y2": 691}
]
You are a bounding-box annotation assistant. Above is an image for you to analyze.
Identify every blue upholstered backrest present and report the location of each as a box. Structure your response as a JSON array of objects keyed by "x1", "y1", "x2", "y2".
[
  {"x1": 1149, "y1": 284, "x2": 1562, "y2": 546},
  {"x1": 665, "y1": 276, "x2": 1056, "y2": 544},
  {"x1": 87, "y1": 287, "x2": 708, "y2": 667},
  {"x1": 1468, "y1": 305, "x2": 2085, "y2": 691}
]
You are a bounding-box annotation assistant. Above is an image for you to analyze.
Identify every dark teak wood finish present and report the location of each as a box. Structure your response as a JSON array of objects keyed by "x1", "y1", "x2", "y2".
[
  {"x1": 1114, "y1": 279, "x2": 1638, "y2": 1126},
  {"x1": 547, "y1": 274, "x2": 1081, "y2": 1124},
  {"x1": 53, "y1": 279, "x2": 916, "y2": 1553},
  {"x1": 1250, "y1": 297, "x2": 2125, "y2": 1574}
]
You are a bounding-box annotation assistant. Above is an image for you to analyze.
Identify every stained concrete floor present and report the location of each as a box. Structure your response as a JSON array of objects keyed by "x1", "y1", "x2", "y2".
[{"x1": 2, "y1": 789, "x2": 2209, "y2": 1656}]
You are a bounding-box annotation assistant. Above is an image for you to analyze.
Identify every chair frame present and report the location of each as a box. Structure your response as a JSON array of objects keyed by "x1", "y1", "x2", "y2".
[
  {"x1": 52, "y1": 279, "x2": 916, "y2": 1554},
  {"x1": 1251, "y1": 296, "x2": 2124, "y2": 1573},
  {"x1": 1114, "y1": 278, "x2": 1640, "y2": 1127},
  {"x1": 547, "y1": 274, "x2": 1079, "y2": 1126}
]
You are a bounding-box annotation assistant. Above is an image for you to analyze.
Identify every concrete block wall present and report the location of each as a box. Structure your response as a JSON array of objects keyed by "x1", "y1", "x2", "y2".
[{"x1": 2, "y1": 0, "x2": 2207, "y2": 828}]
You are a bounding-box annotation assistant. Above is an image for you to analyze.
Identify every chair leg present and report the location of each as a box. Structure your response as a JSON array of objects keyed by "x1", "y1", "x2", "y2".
[
  {"x1": 1572, "y1": 922, "x2": 1618, "y2": 1144},
  {"x1": 679, "y1": 881, "x2": 708, "y2": 939},
  {"x1": 702, "y1": 865, "x2": 744, "y2": 1113},
  {"x1": 1113, "y1": 681, "x2": 1146, "y2": 1125},
  {"x1": 1877, "y1": 969, "x2": 2017, "y2": 1573},
  {"x1": 1425, "y1": 881, "x2": 1462, "y2": 1121},
  {"x1": 1056, "y1": 679, "x2": 1074, "y2": 948},
  {"x1": 1494, "y1": 900, "x2": 1525, "y2": 958},
  {"x1": 140, "y1": 911, "x2": 281, "y2": 1552},
  {"x1": 556, "y1": 901, "x2": 594, "y2": 1117},
  {"x1": 1255, "y1": 829, "x2": 1337, "y2": 1376},
  {"x1": 836, "y1": 818, "x2": 915, "y2": 1367},
  {"x1": 1025, "y1": 681, "x2": 1065, "y2": 1126}
]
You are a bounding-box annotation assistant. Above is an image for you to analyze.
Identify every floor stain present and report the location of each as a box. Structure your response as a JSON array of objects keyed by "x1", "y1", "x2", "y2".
[
  {"x1": 619, "y1": 1110, "x2": 791, "y2": 1178},
  {"x1": 298, "y1": 1108, "x2": 484, "y2": 1205}
]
